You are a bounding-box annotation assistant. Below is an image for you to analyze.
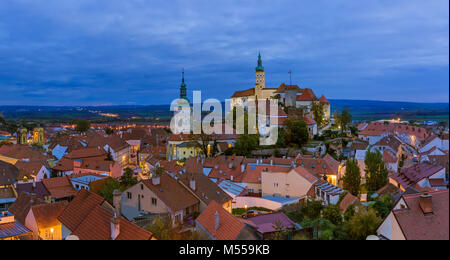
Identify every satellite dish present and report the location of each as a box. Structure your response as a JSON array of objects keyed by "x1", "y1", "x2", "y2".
[
  {"x1": 366, "y1": 235, "x2": 380, "y2": 240},
  {"x1": 66, "y1": 235, "x2": 80, "y2": 240}
]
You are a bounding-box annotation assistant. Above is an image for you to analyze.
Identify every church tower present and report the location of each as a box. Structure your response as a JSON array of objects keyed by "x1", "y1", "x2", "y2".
[
  {"x1": 18, "y1": 126, "x2": 28, "y2": 144},
  {"x1": 180, "y1": 69, "x2": 188, "y2": 102},
  {"x1": 33, "y1": 126, "x2": 44, "y2": 146},
  {"x1": 255, "y1": 52, "x2": 265, "y2": 99}
]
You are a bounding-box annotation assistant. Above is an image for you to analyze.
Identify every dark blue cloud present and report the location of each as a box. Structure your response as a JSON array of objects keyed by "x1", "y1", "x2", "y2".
[{"x1": 0, "y1": 0, "x2": 448, "y2": 105}]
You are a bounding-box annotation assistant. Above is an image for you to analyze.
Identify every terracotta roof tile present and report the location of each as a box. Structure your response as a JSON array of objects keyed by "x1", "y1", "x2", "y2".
[
  {"x1": 42, "y1": 176, "x2": 77, "y2": 199},
  {"x1": 142, "y1": 174, "x2": 199, "y2": 212},
  {"x1": 57, "y1": 189, "x2": 106, "y2": 232},
  {"x1": 231, "y1": 88, "x2": 255, "y2": 98},
  {"x1": 196, "y1": 200, "x2": 246, "y2": 240},
  {"x1": 31, "y1": 201, "x2": 68, "y2": 229},
  {"x1": 393, "y1": 190, "x2": 448, "y2": 240},
  {"x1": 71, "y1": 205, "x2": 153, "y2": 240}
]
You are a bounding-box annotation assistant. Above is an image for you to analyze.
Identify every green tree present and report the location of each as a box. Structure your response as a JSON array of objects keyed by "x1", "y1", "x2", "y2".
[
  {"x1": 347, "y1": 208, "x2": 381, "y2": 240},
  {"x1": 369, "y1": 194, "x2": 394, "y2": 218},
  {"x1": 233, "y1": 134, "x2": 259, "y2": 156},
  {"x1": 365, "y1": 150, "x2": 389, "y2": 193},
  {"x1": 311, "y1": 102, "x2": 325, "y2": 127},
  {"x1": 284, "y1": 117, "x2": 309, "y2": 147},
  {"x1": 120, "y1": 168, "x2": 138, "y2": 189},
  {"x1": 333, "y1": 108, "x2": 352, "y2": 134},
  {"x1": 302, "y1": 200, "x2": 323, "y2": 220},
  {"x1": 146, "y1": 217, "x2": 173, "y2": 240},
  {"x1": 342, "y1": 159, "x2": 361, "y2": 196},
  {"x1": 322, "y1": 204, "x2": 343, "y2": 225},
  {"x1": 99, "y1": 178, "x2": 121, "y2": 204},
  {"x1": 74, "y1": 120, "x2": 91, "y2": 132},
  {"x1": 343, "y1": 204, "x2": 356, "y2": 222}
]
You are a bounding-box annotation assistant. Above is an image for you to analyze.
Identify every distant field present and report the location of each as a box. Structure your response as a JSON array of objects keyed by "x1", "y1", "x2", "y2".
[{"x1": 0, "y1": 99, "x2": 448, "y2": 124}]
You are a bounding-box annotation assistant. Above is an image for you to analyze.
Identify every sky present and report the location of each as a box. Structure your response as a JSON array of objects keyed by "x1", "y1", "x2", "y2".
[{"x1": 0, "y1": 0, "x2": 448, "y2": 106}]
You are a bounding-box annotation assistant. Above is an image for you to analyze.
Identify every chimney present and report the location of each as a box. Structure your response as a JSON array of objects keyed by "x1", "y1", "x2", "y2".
[
  {"x1": 113, "y1": 189, "x2": 122, "y2": 214},
  {"x1": 214, "y1": 211, "x2": 220, "y2": 232},
  {"x1": 152, "y1": 175, "x2": 160, "y2": 186},
  {"x1": 189, "y1": 178, "x2": 196, "y2": 191},
  {"x1": 419, "y1": 193, "x2": 433, "y2": 214},
  {"x1": 110, "y1": 212, "x2": 120, "y2": 240}
]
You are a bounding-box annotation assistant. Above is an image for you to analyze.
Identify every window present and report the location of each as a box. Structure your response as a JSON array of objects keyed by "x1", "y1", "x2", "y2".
[
  {"x1": 140, "y1": 184, "x2": 144, "y2": 190},
  {"x1": 127, "y1": 192, "x2": 132, "y2": 199},
  {"x1": 151, "y1": 198, "x2": 157, "y2": 206}
]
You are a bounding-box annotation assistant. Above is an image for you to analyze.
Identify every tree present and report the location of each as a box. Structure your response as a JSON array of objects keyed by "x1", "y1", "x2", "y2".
[
  {"x1": 99, "y1": 178, "x2": 121, "y2": 204},
  {"x1": 302, "y1": 200, "x2": 323, "y2": 220},
  {"x1": 146, "y1": 217, "x2": 174, "y2": 240},
  {"x1": 370, "y1": 194, "x2": 394, "y2": 218},
  {"x1": 333, "y1": 108, "x2": 352, "y2": 134},
  {"x1": 365, "y1": 150, "x2": 389, "y2": 193},
  {"x1": 311, "y1": 102, "x2": 325, "y2": 127},
  {"x1": 347, "y1": 208, "x2": 381, "y2": 240},
  {"x1": 322, "y1": 204, "x2": 343, "y2": 225},
  {"x1": 233, "y1": 134, "x2": 259, "y2": 156},
  {"x1": 104, "y1": 127, "x2": 114, "y2": 135},
  {"x1": 75, "y1": 120, "x2": 91, "y2": 132},
  {"x1": 120, "y1": 168, "x2": 138, "y2": 189},
  {"x1": 284, "y1": 117, "x2": 309, "y2": 147},
  {"x1": 342, "y1": 159, "x2": 361, "y2": 196}
]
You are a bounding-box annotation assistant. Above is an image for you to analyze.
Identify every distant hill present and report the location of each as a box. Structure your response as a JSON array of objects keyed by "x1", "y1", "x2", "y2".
[
  {"x1": 329, "y1": 99, "x2": 449, "y2": 122},
  {"x1": 0, "y1": 99, "x2": 448, "y2": 123}
]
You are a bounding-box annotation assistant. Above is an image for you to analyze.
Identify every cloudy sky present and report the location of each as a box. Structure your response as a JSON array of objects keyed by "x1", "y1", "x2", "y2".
[{"x1": 0, "y1": 0, "x2": 448, "y2": 105}]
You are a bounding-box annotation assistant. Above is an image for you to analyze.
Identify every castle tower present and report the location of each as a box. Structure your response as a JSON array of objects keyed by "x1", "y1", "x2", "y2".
[
  {"x1": 254, "y1": 52, "x2": 265, "y2": 99},
  {"x1": 18, "y1": 126, "x2": 28, "y2": 144},
  {"x1": 33, "y1": 126, "x2": 44, "y2": 145}
]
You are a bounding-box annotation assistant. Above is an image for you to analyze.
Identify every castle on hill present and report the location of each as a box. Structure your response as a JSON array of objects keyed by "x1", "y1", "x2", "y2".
[{"x1": 230, "y1": 53, "x2": 331, "y2": 122}]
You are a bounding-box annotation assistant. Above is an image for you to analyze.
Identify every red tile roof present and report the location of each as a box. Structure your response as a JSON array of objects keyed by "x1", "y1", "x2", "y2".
[
  {"x1": 383, "y1": 149, "x2": 397, "y2": 163},
  {"x1": 393, "y1": 190, "x2": 448, "y2": 240},
  {"x1": 31, "y1": 201, "x2": 67, "y2": 229},
  {"x1": 42, "y1": 176, "x2": 77, "y2": 199},
  {"x1": 274, "y1": 83, "x2": 301, "y2": 93},
  {"x1": 296, "y1": 88, "x2": 317, "y2": 101},
  {"x1": 142, "y1": 175, "x2": 199, "y2": 212},
  {"x1": 64, "y1": 147, "x2": 106, "y2": 160},
  {"x1": 319, "y1": 95, "x2": 330, "y2": 104},
  {"x1": 71, "y1": 205, "x2": 153, "y2": 240},
  {"x1": 389, "y1": 162, "x2": 444, "y2": 189},
  {"x1": 339, "y1": 193, "x2": 359, "y2": 214},
  {"x1": 231, "y1": 88, "x2": 255, "y2": 98},
  {"x1": 196, "y1": 200, "x2": 246, "y2": 240},
  {"x1": 58, "y1": 189, "x2": 107, "y2": 232},
  {"x1": 8, "y1": 193, "x2": 45, "y2": 224},
  {"x1": 293, "y1": 166, "x2": 318, "y2": 183},
  {"x1": 359, "y1": 122, "x2": 430, "y2": 141}
]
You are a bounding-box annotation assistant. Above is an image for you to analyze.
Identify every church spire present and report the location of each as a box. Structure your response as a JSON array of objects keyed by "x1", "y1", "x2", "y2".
[
  {"x1": 180, "y1": 69, "x2": 187, "y2": 100},
  {"x1": 256, "y1": 52, "x2": 264, "y2": 72}
]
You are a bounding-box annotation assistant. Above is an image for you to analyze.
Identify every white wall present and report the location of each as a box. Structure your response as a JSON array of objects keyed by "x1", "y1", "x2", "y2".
[{"x1": 234, "y1": 196, "x2": 299, "y2": 211}]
